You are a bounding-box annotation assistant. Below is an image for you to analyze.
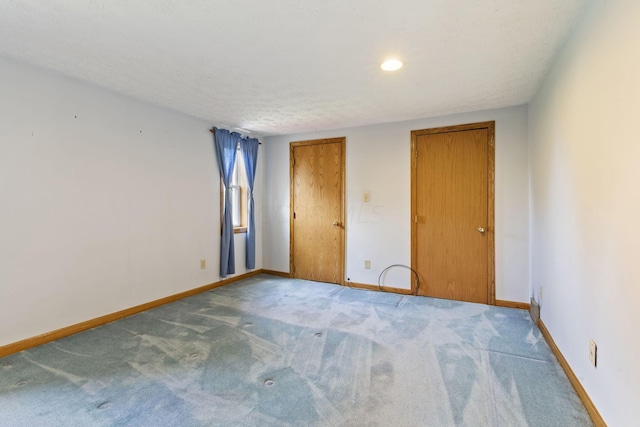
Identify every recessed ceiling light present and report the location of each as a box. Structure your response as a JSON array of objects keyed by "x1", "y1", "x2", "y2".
[{"x1": 381, "y1": 59, "x2": 403, "y2": 71}]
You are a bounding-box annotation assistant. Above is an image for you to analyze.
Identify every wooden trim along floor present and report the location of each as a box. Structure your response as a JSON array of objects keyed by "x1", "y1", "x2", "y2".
[
  {"x1": 261, "y1": 270, "x2": 291, "y2": 278},
  {"x1": 538, "y1": 319, "x2": 607, "y2": 427},
  {"x1": 0, "y1": 270, "x2": 263, "y2": 359},
  {"x1": 346, "y1": 281, "x2": 413, "y2": 295},
  {"x1": 495, "y1": 299, "x2": 530, "y2": 310}
]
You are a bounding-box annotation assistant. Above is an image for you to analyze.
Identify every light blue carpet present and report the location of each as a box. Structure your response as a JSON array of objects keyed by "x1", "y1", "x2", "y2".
[{"x1": 0, "y1": 275, "x2": 592, "y2": 426}]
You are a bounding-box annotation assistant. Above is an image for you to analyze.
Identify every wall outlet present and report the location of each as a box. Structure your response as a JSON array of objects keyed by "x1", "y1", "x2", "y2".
[
  {"x1": 363, "y1": 191, "x2": 371, "y2": 203},
  {"x1": 589, "y1": 339, "x2": 597, "y2": 367},
  {"x1": 364, "y1": 259, "x2": 371, "y2": 269},
  {"x1": 200, "y1": 259, "x2": 207, "y2": 270}
]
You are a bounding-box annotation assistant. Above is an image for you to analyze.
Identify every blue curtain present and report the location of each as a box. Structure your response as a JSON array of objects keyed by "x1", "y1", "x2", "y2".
[
  {"x1": 240, "y1": 137, "x2": 259, "y2": 269},
  {"x1": 214, "y1": 128, "x2": 240, "y2": 278}
]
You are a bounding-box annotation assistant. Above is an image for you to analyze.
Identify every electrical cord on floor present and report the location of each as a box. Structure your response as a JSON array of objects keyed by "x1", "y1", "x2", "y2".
[{"x1": 377, "y1": 264, "x2": 421, "y2": 295}]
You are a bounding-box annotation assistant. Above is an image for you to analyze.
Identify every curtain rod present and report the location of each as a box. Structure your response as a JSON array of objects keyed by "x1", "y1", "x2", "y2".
[{"x1": 210, "y1": 128, "x2": 261, "y2": 144}]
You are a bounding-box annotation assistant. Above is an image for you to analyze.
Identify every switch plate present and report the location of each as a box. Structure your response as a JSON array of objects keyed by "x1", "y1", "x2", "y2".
[
  {"x1": 364, "y1": 260, "x2": 371, "y2": 269},
  {"x1": 200, "y1": 259, "x2": 207, "y2": 270},
  {"x1": 589, "y1": 339, "x2": 597, "y2": 367}
]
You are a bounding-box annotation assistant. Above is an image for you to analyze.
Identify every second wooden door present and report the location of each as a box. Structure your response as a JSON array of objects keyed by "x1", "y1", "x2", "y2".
[
  {"x1": 412, "y1": 122, "x2": 495, "y2": 304},
  {"x1": 290, "y1": 138, "x2": 345, "y2": 285}
]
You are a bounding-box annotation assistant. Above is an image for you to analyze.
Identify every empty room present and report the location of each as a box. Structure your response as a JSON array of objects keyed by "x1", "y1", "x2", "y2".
[{"x1": 0, "y1": 1, "x2": 637, "y2": 426}]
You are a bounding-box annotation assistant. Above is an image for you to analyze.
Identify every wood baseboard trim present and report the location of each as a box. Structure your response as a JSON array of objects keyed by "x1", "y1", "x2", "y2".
[
  {"x1": 495, "y1": 299, "x2": 530, "y2": 310},
  {"x1": 0, "y1": 270, "x2": 262, "y2": 359},
  {"x1": 261, "y1": 269, "x2": 291, "y2": 278},
  {"x1": 347, "y1": 281, "x2": 413, "y2": 295},
  {"x1": 538, "y1": 319, "x2": 606, "y2": 427}
]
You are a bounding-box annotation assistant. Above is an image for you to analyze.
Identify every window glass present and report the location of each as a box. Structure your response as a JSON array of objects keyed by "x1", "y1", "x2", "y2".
[{"x1": 224, "y1": 144, "x2": 246, "y2": 229}]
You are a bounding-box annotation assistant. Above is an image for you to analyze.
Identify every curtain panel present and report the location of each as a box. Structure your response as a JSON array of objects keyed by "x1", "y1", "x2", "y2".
[
  {"x1": 240, "y1": 137, "x2": 259, "y2": 269},
  {"x1": 213, "y1": 128, "x2": 240, "y2": 278}
]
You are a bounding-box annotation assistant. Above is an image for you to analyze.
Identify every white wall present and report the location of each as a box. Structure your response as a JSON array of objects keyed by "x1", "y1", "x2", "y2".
[
  {"x1": 529, "y1": 1, "x2": 640, "y2": 425},
  {"x1": 0, "y1": 56, "x2": 262, "y2": 347},
  {"x1": 263, "y1": 105, "x2": 529, "y2": 302}
]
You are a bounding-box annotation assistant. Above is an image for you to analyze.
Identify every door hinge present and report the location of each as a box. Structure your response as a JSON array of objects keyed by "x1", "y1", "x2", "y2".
[
  {"x1": 415, "y1": 215, "x2": 418, "y2": 224},
  {"x1": 293, "y1": 212, "x2": 296, "y2": 219}
]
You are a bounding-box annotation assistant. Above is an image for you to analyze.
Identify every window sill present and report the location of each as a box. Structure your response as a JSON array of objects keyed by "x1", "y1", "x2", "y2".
[{"x1": 234, "y1": 227, "x2": 247, "y2": 234}]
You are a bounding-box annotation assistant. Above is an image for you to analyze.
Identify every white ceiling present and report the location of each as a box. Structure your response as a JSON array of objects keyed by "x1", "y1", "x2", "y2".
[{"x1": 0, "y1": 0, "x2": 587, "y2": 136}]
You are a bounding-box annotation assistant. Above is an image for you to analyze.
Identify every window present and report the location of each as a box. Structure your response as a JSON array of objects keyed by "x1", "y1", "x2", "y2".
[{"x1": 222, "y1": 144, "x2": 248, "y2": 233}]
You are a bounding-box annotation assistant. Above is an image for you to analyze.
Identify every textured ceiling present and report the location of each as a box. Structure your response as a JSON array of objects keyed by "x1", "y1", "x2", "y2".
[{"x1": 0, "y1": 0, "x2": 586, "y2": 136}]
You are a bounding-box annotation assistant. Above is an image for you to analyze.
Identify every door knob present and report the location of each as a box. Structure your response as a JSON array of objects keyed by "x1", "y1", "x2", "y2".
[
  {"x1": 477, "y1": 226, "x2": 485, "y2": 234},
  {"x1": 332, "y1": 221, "x2": 340, "y2": 227}
]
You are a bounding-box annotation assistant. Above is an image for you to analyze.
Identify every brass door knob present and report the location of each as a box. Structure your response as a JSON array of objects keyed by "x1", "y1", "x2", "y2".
[
  {"x1": 333, "y1": 221, "x2": 340, "y2": 227},
  {"x1": 477, "y1": 226, "x2": 485, "y2": 234}
]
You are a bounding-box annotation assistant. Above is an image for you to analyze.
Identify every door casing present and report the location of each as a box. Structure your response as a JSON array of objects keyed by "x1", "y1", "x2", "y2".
[
  {"x1": 410, "y1": 121, "x2": 495, "y2": 304},
  {"x1": 290, "y1": 137, "x2": 346, "y2": 285}
]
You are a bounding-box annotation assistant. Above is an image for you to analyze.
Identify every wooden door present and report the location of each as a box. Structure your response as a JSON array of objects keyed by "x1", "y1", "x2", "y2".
[
  {"x1": 411, "y1": 122, "x2": 495, "y2": 304},
  {"x1": 290, "y1": 138, "x2": 345, "y2": 284}
]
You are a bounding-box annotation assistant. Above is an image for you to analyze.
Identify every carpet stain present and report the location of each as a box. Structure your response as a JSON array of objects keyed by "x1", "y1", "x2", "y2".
[{"x1": 97, "y1": 401, "x2": 111, "y2": 410}]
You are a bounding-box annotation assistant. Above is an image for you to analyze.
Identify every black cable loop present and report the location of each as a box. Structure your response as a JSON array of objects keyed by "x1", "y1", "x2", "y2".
[{"x1": 377, "y1": 264, "x2": 421, "y2": 295}]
